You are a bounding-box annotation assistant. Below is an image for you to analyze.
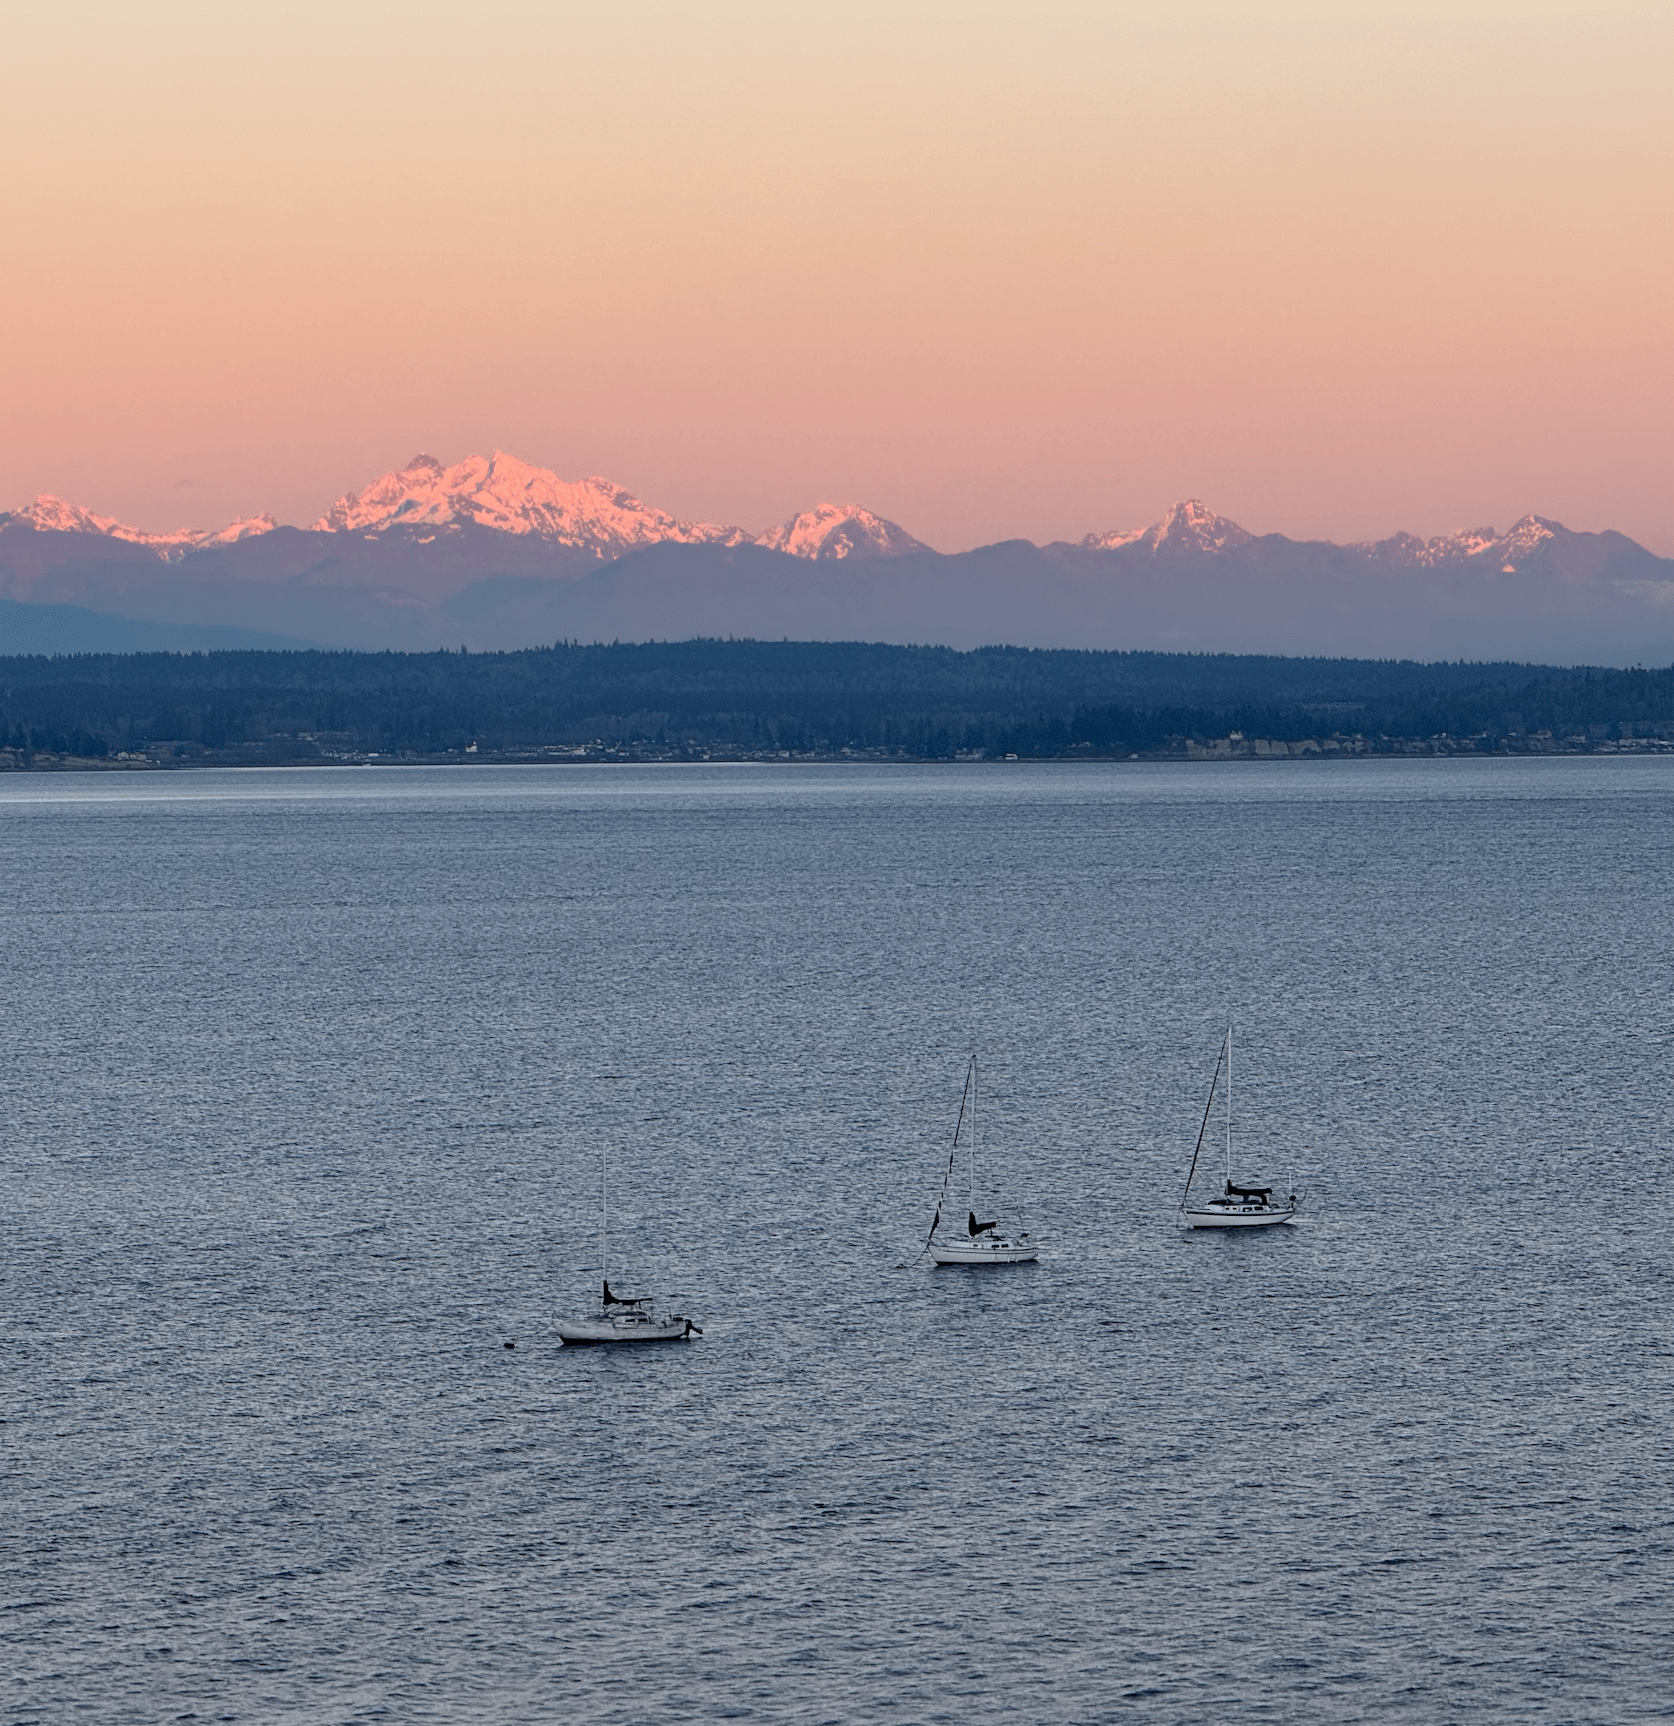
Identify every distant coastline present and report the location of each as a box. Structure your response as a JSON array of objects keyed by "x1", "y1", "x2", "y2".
[
  {"x1": 2, "y1": 639, "x2": 1671, "y2": 772},
  {"x1": 6, "y1": 733, "x2": 1673, "y2": 774}
]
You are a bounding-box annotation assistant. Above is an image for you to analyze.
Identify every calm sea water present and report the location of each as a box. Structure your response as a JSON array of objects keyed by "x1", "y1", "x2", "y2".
[{"x1": 4, "y1": 759, "x2": 1673, "y2": 1725}]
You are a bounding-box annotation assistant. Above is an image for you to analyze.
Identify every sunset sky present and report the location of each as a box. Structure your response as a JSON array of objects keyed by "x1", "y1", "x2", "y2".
[{"x1": 4, "y1": 0, "x2": 1671, "y2": 551}]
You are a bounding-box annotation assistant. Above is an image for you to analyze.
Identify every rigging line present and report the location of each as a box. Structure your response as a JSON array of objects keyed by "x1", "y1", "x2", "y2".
[
  {"x1": 916, "y1": 1054, "x2": 974, "y2": 1261},
  {"x1": 1180, "y1": 1029, "x2": 1228, "y2": 1211}
]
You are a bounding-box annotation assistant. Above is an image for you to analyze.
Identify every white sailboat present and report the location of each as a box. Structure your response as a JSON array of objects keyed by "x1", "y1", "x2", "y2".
[
  {"x1": 927, "y1": 1056, "x2": 1038, "y2": 1265},
  {"x1": 1179, "y1": 1024, "x2": 1298, "y2": 1228},
  {"x1": 556, "y1": 1147, "x2": 701, "y2": 1345}
]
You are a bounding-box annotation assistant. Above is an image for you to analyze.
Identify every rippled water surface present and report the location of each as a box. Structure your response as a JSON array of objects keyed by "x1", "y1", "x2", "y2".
[{"x1": 5, "y1": 759, "x2": 1674, "y2": 1724}]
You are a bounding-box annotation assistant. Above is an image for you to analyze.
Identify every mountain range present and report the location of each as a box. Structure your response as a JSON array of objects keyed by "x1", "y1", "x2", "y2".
[{"x1": 4, "y1": 451, "x2": 1672, "y2": 662}]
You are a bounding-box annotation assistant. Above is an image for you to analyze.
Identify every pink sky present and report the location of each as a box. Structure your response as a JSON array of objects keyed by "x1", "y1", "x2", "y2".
[{"x1": 3, "y1": 1, "x2": 1671, "y2": 552}]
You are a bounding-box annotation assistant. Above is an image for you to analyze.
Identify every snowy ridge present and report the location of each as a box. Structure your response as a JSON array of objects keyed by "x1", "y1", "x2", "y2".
[
  {"x1": 193, "y1": 516, "x2": 279, "y2": 551},
  {"x1": 1083, "y1": 501, "x2": 1576, "y2": 574},
  {"x1": 1082, "y1": 498, "x2": 1255, "y2": 555},
  {"x1": 756, "y1": 503, "x2": 933, "y2": 560},
  {"x1": 4, "y1": 460, "x2": 1609, "y2": 581},
  {"x1": 16, "y1": 495, "x2": 276, "y2": 560},
  {"x1": 312, "y1": 452, "x2": 752, "y2": 554},
  {"x1": 1352, "y1": 516, "x2": 1563, "y2": 573}
]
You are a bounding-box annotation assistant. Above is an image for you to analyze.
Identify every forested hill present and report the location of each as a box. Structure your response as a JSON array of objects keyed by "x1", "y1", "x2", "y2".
[{"x1": 2, "y1": 640, "x2": 1673, "y2": 764}]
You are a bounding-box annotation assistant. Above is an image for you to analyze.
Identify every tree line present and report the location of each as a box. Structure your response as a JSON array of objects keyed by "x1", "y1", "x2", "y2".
[{"x1": 1, "y1": 640, "x2": 1672, "y2": 759}]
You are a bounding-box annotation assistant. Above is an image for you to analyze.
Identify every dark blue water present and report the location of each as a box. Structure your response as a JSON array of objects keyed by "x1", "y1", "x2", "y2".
[{"x1": 4, "y1": 760, "x2": 1672, "y2": 1724}]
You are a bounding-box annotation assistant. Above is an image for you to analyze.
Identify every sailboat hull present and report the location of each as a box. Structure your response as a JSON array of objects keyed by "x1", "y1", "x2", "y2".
[
  {"x1": 930, "y1": 1238, "x2": 1038, "y2": 1264},
  {"x1": 556, "y1": 1316, "x2": 696, "y2": 1344},
  {"x1": 1180, "y1": 1204, "x2": 1295, "y2": 1229}
]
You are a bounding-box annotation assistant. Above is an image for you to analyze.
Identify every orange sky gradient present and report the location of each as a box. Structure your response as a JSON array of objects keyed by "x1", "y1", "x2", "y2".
[{"x1": 3, "y1": 0, "x2": 1671, "y2": 551}]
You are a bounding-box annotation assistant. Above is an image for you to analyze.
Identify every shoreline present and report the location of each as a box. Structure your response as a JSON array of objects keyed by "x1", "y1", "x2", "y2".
[{"x1": 6, "y1": 733, "x2": 1672, "y2": 773}]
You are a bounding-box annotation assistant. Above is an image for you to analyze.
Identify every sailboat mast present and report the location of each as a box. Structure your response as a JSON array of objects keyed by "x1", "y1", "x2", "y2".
[
  {"x1": 971, "y1": 1056, "x2": 979, "y2": 1213},
  {"x1": 601, "y1": 1143, "x2": 609, "y2": 1289},
  {"x1": 1225, "y1": 1023, "x2": 1233, "y2": 1182}
]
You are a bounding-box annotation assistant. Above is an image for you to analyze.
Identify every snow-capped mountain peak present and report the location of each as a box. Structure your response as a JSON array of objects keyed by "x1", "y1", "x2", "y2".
[
  {"x1": 756, "y1": 503, "x2": 934, "y2": 560},
  {"x1": 1081, "y1": 498, "x2": 1254, "y2": 555},
  {"x1": 16, "y1": 494, "x2": 276, "y2": 560},
  {"x1": 312, "y1": 451, "x2": 752, "y2": 554},
  {"x1": 1151, "y1": 498, "x2": 1254, "y2": 553},
  {"x1": 1497, "y1": 515, "x2": 1562, "y2": 568},
  {"x1": 20, "y1": 495, "x2": 140, "y2": 540}
]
